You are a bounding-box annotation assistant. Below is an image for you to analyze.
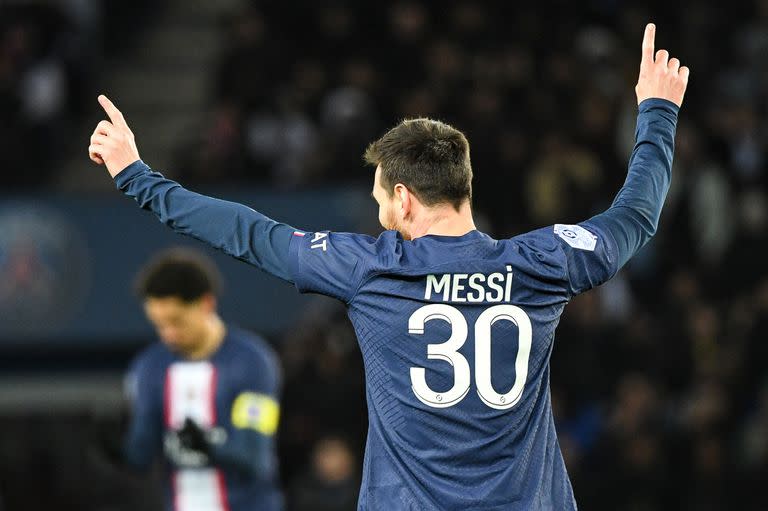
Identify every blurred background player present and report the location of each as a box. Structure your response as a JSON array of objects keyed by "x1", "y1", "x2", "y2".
[{"x1": 124, "y1": 248, "x2": 283, "y2": 511}]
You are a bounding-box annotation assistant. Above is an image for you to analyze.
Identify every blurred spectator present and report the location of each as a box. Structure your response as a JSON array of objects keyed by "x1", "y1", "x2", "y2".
[{"x1": 289, "y1": 436, "x2": 359, "y2": 511}]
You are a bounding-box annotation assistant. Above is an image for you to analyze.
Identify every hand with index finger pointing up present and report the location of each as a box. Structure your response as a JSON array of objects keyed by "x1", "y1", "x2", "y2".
[
  {"x1": 88, "y1": 95, "x2": 141, "y2": 177},
  {"x1": 635, "y1": 23, "x2": 689, "y2": 107}
]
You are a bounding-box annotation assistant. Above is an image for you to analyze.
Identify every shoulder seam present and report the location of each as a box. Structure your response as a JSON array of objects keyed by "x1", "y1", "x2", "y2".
[
  {"x1": 344, "y1": 231, "x2": 394, "y2": 304},
  {"x1": 549, "y1": 229, "x2": 576, "y2": 299},
  {"x1": 344, "y1": 257, "x2": 366, "y2": 304}
]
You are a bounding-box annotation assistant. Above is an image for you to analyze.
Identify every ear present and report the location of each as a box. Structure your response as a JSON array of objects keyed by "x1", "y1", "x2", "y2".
[
  {"x1": 394, "y1": 183, "x2": 411, "y2": 217},
  {"x1": 200, "y1": 293, "x2": 217, "y2": 313}
]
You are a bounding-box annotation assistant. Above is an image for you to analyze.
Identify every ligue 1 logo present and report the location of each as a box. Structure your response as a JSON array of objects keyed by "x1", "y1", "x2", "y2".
[{"x1": 0, "y1": 204, "x2": 90, "y2": 335}]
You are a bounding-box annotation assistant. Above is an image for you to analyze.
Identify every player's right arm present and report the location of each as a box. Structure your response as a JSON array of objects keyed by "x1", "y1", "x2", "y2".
[
  {"x1": 88, "y1": 95, "x2": 297, "y2": 283},
  {"x1": 555, "y1": 23, "x2": 689, "y2": 295},
  {"x1": 89, "y1": 96, "x2": 379, "y2": 301},
  {"x1": 123, "y1": 356, "x2": 163, "y2": 471}
]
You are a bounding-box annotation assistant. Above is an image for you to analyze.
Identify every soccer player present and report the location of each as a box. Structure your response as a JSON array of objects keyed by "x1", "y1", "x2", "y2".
[
  {"x1": 89, "y1": 23, "x2": 688, "y2": 510},
  {"x1": 124, "y1": 249, "x2": 283, "y2": 511}
]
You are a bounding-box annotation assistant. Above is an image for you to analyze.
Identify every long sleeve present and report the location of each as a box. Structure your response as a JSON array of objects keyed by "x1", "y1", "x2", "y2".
[
  {"x1": 208, "y1": 336, "x2": 282, "y2": 480},
  {"x1": 115, "y1": 161, "x2": 297, "y2": 283},
  {"x1": 589, "y1": 98, "x2": 680, "y2": 269},
  {"x1": 549, "y1": 98, "x2": 680, "y2": 296},
  {"x1": 123, "y1": 359, "x2": 162, "y2": 471},
  {"x1": 209, "y1": 430, "x2": 272, "y2": 479}
]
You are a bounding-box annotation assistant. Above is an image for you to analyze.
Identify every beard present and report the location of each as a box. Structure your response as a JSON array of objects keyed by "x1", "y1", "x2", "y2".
[{"x1": 385, "y1": 206, "x2": 411, "y2": 239}]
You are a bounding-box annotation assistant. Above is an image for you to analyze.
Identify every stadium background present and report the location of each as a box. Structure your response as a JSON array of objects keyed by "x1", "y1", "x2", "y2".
[{"x1": 1, "y1": 0, "x2": 767, "y2": 509}]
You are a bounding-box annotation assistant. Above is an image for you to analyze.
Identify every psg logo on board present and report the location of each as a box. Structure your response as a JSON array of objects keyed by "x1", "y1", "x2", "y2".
[{"x1": 0, "y1": 204, "x2": 90, "y2": 336}]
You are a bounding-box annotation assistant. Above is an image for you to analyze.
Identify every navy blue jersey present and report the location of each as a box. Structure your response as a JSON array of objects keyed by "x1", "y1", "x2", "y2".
[
  {"x1": 285, "y1": 224, "x2": 617, "y2": 509},
  {"x1": 115, "y1": 99, "x2": 679, "y2": 510},
  {"x1": 124, "y1": 327, "x2": 283, "y2": 511}
]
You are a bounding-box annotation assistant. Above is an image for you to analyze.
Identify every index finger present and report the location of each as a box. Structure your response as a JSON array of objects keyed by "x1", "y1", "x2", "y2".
[
  {"x1": 98, "y1": 94, "x2": 128, "y2": 129},
  {"x1": 641, "y1": 23, "x2": 655, "y2": 68}
]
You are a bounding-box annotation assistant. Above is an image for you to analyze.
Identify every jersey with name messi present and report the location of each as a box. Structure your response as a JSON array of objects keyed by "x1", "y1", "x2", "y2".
[
  {"x1": 114, "y1": 98, "x2": 679, "y2": 510},
  {"x1": 286, "y1": 223, "x2": 618, "y2": 510}
]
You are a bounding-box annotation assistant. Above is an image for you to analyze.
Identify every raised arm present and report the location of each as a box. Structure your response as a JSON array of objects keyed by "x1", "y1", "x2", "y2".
[
  {"x1": 589, "y1": 23, "x2": 689, "y2": 269},
  {"x1": 89, "y1": 96, "x2": 296, "y2": 283},
  {"x1": 552, "y1": 24, "x2": 690, "y2": 296}
]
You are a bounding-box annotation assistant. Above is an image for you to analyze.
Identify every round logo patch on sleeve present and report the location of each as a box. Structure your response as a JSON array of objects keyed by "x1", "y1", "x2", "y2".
[{"x1": 554, "y1": 224, "x2": 597, "y2": 251}]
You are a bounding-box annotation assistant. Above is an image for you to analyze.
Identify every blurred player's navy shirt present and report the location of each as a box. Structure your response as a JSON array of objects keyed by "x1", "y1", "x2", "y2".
[
  {"x1": 116, "y1": 99, "x2": 679, "y2": 510},
  {"x1": 124, "y1": 327, "x2": 283, "y2": 511}
]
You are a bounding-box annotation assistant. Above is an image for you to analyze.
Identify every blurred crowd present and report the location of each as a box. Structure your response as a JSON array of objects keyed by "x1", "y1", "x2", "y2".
[
  {"x1": 0, "y1": 0, "x2": 157, "y2": 187},
  {"x1": 2, "y1": 0, "x2": 768, "y2": 510},
  {"x1": 1, "y1": 1, "x2": 90, "y2": 186}
]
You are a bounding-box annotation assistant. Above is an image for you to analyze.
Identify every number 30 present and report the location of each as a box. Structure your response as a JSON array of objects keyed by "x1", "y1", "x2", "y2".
[{"x1": 408, "y1": 304, "x2": 532, "y2": 410}]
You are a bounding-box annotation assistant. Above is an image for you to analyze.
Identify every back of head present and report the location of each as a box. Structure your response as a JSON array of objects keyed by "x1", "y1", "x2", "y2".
[
  {"x1": 364, "y1": 118, "x2": 473, "y2": 211},
  {"x1": 135, "y1": 248, "x2": 221, "y2": 303}
]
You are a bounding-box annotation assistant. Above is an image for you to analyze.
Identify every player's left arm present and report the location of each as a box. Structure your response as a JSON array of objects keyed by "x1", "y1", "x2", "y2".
[
  {"x1": 207, "y1": 390, "x2": 280, "y2": 479},
  {"x1": 183, "y1": 348, "x2": 282, "y2": 479},
  {"x1": 596, "y1": 23, "x2": 689, "y2": 266},
  {"x1": 559, "y1": 23, "x2": 689, "y2": 295}
]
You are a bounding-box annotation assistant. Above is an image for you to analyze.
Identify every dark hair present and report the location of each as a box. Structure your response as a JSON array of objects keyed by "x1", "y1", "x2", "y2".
[
  {"x1": 363, "y1": 118, "x2": 473, "y2": 211},
  {"x1": 135, "y1": 248, "x2": 221, "y2": 302}
]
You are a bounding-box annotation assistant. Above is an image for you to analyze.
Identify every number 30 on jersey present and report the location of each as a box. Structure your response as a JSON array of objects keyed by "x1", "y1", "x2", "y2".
[{"x1": 408, "y1": 304, "x2": 532, "y2": 410}]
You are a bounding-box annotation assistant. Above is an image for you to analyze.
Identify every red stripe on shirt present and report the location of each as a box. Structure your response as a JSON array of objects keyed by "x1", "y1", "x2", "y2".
[
  {"x1": 216, "y1": 469, "x2": 231, "y2": 511},
  {"x1": 209, "y1": 366, "x2": 218, "y2": 426}
]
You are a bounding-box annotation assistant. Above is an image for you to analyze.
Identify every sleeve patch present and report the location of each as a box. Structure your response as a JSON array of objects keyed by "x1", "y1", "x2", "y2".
[
  {"x1": 554, "y1": 224, "x2": 597, "y2": 251},
  {"x1": 231, "y1": 392, "x2": 280, "y2": 435}
]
